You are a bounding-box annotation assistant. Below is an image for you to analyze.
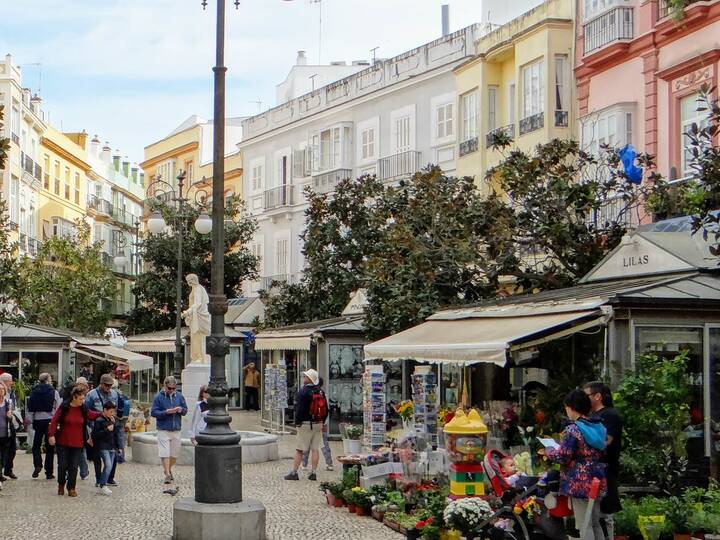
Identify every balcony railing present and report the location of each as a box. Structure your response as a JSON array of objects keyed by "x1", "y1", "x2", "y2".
[
  {"x1": 261, "y1": 273, "x2": 300, "y2": 290},
  {"x1": 263, "y1": 185, "x2": 296, "y2": 211},
  {"x1": 585, "y1": 195, "x2": 640, "y2": 229},
  {"x1": 18, "y1": 234, "x2": 43, "y2": 257},
  {"x1": 20, "y1": 152, "x2": 42, "y2": 181},
  {"x1": 311, "y1": 168, "x2": 352, "y2": 194},
  {"x1": 112, "y1": 206, "x2": 137, "y2": 228},
  {"x1": 584, "y1": 6, "x2": 634, "y2": 54},
  {"x1": 377, "y1": 150, "x2": 421, "y2": 182},
  {"x1": 87, "y1": 195, "x2": 113, "y2": 216},
  {"x1": 459, "y1": 137, "x2": 478, "y2": 157},
  {"x1": 11, "y1": 133, "x2": 19, "y2": 145},
  {"x1": 555, "y1": 110, "x2": 569, "y2": 127},
  {"x1": 486, "y1": 125, "x2": 515, "y2": 148},
  {"x1": 519, "y1": 112, "x2": 545, "y2": 135}
]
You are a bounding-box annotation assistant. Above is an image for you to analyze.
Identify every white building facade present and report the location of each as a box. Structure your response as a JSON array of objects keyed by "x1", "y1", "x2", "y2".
[{"x1": 240, "y1": 25, "x2": 479, "y2": 295}]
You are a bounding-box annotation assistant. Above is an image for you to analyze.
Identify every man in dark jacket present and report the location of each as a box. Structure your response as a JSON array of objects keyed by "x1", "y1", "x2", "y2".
[
  {"x1": 284, "y1": 369, "x2": 325, "y2": 482},
  {"x1": 27, "y1": 373, "x2": 62, "y2": 479}
]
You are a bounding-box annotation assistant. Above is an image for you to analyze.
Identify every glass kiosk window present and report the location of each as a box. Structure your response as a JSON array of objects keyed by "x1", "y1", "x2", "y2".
[{"x1": 328, "y1": 345, "x2": 364, "y2": 434}]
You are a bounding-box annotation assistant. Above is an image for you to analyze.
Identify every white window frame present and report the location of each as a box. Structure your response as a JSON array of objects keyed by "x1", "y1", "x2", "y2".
[
  {"x1": 309, "y1": 122, "x2": 354, "y2": 173},
  {"x1": 488, "y1": 86, "x2": 499, "y2": 131},
  {"x1": 252, "y1": 234, "x2": 264, "y2": 276},
  {"x1": 554, "y1": 55, "x2": 569, "y2": 113},
  {"x1": 273, "y1": 231, "x2": 290, "y2": 276},
  {"x1": 431, "y1": 92, "x2": 456, "y2": 147},
  {"x1": 508, "y1": 83, "x2": 516, "y2": 125},
  {"x1": 249, "y1": 157, "x2": 265, "y2": 194},
  {"x1": 681, "y1": 92, "x2": 710, "y2": 176},
  {"x1": 357, "y1": 117, "x2": 379, "y2": 165},
  {"x1": 9, "y1": 175, "x2": 19, "y2": 225},
  {"x1": 579, "y1": 102, "x2": 636, "y2": 157},
  {"x1": 583, "y1": 0, "x2": 630, "y2": 22},
  {"x1": 522, "y1": 59, "x2": 545, "y2": 120},
  {"x1": 460, "y1": 90, "x2": 478, "y2": 143},
  {"x1": 390, "y1": 105, "x2": 416, "y2": 154}
]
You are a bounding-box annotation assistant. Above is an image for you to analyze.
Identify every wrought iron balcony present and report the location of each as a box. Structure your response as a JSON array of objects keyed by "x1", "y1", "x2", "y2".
[
  {"x1": 87, "y1": 195, "x2": 113, "y2": 216},
  {"x1": 20, "y1": 152, "x2": 42, "y2": 181},
  {"x1": 658, "y1": 0, "x2": 699, "y2": 19},
  {"x1": 485, "y1": 125, "x2": 515, "y2": 148},
  {"x1": 377, "y1": 150, "x2": 421, "y2": 182},
  {"x1": 261, "y1": 273, "x2": 300, "y2": 290},
  {"x1": 311, "y1": 168, "x2": 352, "y2": 194},
  {"x1": 459, "y1": 137, "x2": 478, "y2": 157},
  {"x1": 555, "y1": 110, "x2": 569, "y2": 127},
  {"x1": 519, "y1": 112, "x2": 545, "y2": 135},
  {"x1": 112, "y1": 206, "x2": 137, "y2": 228},
  {"x1": 263, "y1": 185, "x2": 296, "y2": 211},
  {"x1": 17, "y1": 234, "x2": 42, "y2": 257},
  {"x1": 584, "y1": 6, "x2": 633, "y2": 54},
  {"x1": 585, "y1": 195, "x2": 640, "y2": 229}
]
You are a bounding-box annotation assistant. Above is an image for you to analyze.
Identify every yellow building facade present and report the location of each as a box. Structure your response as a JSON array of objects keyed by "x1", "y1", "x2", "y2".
[
  {"x1": 455, "y1": 0, "x2": 575, "y2": 195},
  {"x1": 141, "y1": 116, "x2": 243, "y2": 202},
  {"x1": 38, "y1": 126, "x2": 89, "y2": 244}
]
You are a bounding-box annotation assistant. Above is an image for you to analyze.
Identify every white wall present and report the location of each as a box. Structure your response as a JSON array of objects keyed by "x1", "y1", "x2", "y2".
[{"x1": 480, "y1": 0, "x2": 546, "y2": 28}]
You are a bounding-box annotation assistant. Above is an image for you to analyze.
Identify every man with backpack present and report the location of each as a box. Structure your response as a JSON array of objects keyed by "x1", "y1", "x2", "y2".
[
  {"x1": 284, "y1": 369, "x2": 328, "y2": 482},
  {"x1": 27, "y1": 373, "x2": 62, "y2": 479}
]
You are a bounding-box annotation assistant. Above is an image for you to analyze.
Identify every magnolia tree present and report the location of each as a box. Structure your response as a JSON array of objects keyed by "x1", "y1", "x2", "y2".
[
  {"x1": 262, "y1": 137, "x2": 660, "y2": 339},
  {"x1": 0, "y1": 106, "x2": 21, "y2": 326}
]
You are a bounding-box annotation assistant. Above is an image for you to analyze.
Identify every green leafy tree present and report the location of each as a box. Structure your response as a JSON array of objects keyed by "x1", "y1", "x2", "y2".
[
  {"x1": 15, "y1": 220, "x2": 116, "y2": 334},
  {"x1": 0, "y1": 105, "x2": 10, "y2": 171},
  {"x1": 260, "y1": 175, "x2": 384, "y2": 328},
  {"x1": 0, "y1": 105, "x2": 19, "y2": 326},
  {"x1": 127, "y1": 195, "x2": 258, "y2": 334}
]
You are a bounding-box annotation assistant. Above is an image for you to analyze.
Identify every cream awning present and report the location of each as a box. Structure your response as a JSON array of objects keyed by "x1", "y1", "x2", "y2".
[
  {"x1": 76, "y1": 344, "x2": 153, "y2": 371},
  {"x1": 253, "y1": 334, "x2": 312, "y2": 351},
  {"x1": 364, "y1": 310, "x2": 601, "y2": 366},
  {"x1": 124, "y1": 342, "x2": 176, "y2": 353}
]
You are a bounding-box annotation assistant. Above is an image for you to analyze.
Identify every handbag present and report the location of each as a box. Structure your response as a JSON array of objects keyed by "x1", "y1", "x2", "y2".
[{"x1": 11, "y1": 410, "x2": 23, "y2": 432}]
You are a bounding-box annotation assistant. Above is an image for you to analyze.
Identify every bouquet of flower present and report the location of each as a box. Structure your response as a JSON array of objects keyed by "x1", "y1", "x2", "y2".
[
  {"x1": 395, "y1": 400, "x2": 414, "y2": 421},
  {"x1": 443, "y1": 498, "x2": 494, "y2": 536}
]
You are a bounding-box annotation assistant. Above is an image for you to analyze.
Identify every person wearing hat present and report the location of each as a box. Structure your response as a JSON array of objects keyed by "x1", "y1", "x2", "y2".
[
  {"x1": 284, "y1": 368, "x2": 327, "y2": 482},
  {"x1": 85, "y1": 374, "x2": 120, "y2": 487}
]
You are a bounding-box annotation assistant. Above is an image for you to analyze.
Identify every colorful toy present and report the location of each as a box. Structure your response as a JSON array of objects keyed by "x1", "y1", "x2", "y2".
[{"x1": 444, "y1": 408, "x2": 488, "y2": 498}]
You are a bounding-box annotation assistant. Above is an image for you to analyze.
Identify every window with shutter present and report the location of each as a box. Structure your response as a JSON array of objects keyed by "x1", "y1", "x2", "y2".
[{"x1": 293, "y1": 149, "x2": 306, "y2": 178}]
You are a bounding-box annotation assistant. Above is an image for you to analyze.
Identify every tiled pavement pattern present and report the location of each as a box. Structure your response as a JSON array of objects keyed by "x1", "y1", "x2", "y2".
[{"x1": 1, "y1": 411, "x2": 402, "y2": 540}]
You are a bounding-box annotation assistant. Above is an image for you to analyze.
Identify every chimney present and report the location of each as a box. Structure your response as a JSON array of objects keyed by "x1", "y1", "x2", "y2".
[
  {"x1": 90, "y1": 135, "x2": 100, "y2": 157},
  {"x1": 101, "y1": 142, "x2": 111, "y2": 163},
  {"x1": 296, "y1": 50, "x2": 307, "y2": 66},
  {"x1": 113, "y1": 152, "x2": 121, "y2": 172},
  {"x1": 330, "y1": 61, "x2": 346, "y2": 66},
  {"x1": 122, "y1": 157, "x2": 130, "y2": 178},
  {"x1": 441, "y1": 4, "x2": 450, "y2": 37}
]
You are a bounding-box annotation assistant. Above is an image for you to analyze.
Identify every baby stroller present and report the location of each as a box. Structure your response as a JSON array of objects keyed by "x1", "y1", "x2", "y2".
[{"x1": 481, "y1": 449, "x2": 570, "y2": 540}]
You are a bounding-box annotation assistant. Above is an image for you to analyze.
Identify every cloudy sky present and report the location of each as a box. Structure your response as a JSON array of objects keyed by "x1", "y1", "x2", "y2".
[{"x1": 0, "y1": 0, "x2": 485, "y2": 164}]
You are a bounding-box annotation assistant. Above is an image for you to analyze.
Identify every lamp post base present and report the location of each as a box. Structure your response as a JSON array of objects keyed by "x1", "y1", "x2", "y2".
[
  {"x1": 195, "y1": 444, "x2": 243, "y2": 503},
  {"x1": 173, "y1": 496, "x2": 266, "y2": 540}
]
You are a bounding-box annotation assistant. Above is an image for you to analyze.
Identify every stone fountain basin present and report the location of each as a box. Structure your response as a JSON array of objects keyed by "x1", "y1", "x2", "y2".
[{"x1": 131, "y1": 431, "x2": 279, "y2": 466}]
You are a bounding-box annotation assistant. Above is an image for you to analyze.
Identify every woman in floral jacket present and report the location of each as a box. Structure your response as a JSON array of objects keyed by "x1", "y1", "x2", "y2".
[{"x1": 546, "y1": 389, "x2": 607, "y2": 540}]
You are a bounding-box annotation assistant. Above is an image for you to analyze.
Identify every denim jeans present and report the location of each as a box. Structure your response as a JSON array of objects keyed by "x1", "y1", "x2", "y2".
[
  {"x1": 79, "y1": 448, "x2": 88, "y2": 479},
  {"x1": 97, "y1": 449, "x2": 116, "y2": 487}
]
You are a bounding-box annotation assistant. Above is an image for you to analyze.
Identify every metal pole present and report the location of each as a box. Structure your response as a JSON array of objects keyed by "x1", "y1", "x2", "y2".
[
  {"x1": 194, "y1": 0, "x2": 242, "y2": 505},
  {"x1": 174, "y1": 173, "x2": 185, "y2": 388}
]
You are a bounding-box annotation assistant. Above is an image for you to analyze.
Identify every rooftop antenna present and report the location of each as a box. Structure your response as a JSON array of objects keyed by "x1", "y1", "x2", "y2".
[
  {"x1": 21, "y1": 62, "x2": 42, "y2": 95},
  {"x1": 309, "y1": 73, "x2": 318, "y2": 91},
  {"x1": 250, "y1": 98, "x2": 262, "y2": 113},
  {"x1": 370, "y1": 46, "x2": 379, "y2": 64}
]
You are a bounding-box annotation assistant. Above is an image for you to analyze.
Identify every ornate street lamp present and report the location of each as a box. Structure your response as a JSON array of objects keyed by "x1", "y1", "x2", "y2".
[{"x1": 145, "y1": 171, "x2": 210, "y2": 387}]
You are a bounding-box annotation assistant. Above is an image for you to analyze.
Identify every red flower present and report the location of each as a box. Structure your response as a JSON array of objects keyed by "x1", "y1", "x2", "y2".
[{"x1": 444, "y1": 411, "x2": 455, "y2": 424}]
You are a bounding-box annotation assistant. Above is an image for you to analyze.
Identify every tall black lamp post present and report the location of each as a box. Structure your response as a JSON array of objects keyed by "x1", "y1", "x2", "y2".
[{"x1": 145, "y1": 172, "x2": 212, "y2": 387}]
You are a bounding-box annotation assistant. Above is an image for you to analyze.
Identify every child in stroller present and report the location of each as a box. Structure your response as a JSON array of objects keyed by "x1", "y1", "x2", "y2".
[{"x1": 483, "y1": 449, "x2": 570, "y2": 540}]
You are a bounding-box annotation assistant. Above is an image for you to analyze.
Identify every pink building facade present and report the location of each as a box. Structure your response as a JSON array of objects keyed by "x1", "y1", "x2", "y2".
[{"x1": 576, "y1": 0, "x2": 720, "y2": 183}]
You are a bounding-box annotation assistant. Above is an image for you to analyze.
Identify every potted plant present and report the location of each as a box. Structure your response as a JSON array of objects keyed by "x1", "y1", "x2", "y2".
[
  {"x1": 331, "y1": 483, "x2": 345, "y2": 507},
  {"x1": 443, "y1": 498, "x2": 494, "y2": 540},
  {"x1": 372, "y1": 503, "x2": 388, "y2": 521},
  {"x1": 614, "y1": 499, "x2": 640, "y2": 540},
  {"x1": 341, "y1": 424, "x2": 363, "y2": 454},
  {"x1": 352, "y1": 487, "x2": 371, "y2": 516},
  {"x1": 667, "y1": 496, "x2": 692, "y2": 540},
  {"x1": 319, "y1": 481, "x2": 335, "y2": 506},
  {"x1": 343, "y1": 488, "x2": 357, "y2": 513}
]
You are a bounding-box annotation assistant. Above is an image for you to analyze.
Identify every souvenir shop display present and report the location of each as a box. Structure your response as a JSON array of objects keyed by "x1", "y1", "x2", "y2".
[
  {"x1": 328, "y1": 345, "x2": 364, "y2": 433},
  {"x1": 411, "y1": 366, "x2": 439, "y2": 448},
  {"x1": 362, "y1": 365, "x2": 386, "y2": 450},
  {"x1": 444, "y1": 408, "x2": 488, "y2": 499},
  {"x1": 264, "y1": 362, "x2": 289, "y2": 434}
]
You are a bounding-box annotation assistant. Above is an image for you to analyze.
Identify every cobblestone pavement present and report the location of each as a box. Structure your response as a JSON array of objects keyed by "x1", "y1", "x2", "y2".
[{"x1": 1, "y1": 411, "x2": 402, "y2": 540}]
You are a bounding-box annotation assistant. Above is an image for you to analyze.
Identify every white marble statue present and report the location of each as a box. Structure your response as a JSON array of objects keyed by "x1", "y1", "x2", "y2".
[{"x1": 182, "y1": 274, "x2": 211, "y2": 364}]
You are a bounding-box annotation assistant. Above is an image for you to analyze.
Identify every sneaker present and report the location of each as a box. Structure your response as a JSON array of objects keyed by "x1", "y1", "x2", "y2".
[
  {"x1": 99, "y1": 486, "x2": 112, "y2": 496},
  {"x1": 107, "y1": 480, "x2": 117, "y2": 486},
  {"x1": 163, "y1": 475, "x2": 173, "y2": 485},
  {"x1": 5, "y1": 472, "x2": 17, "y2": 479},
  {"x1": 284, "y1": 471, "x2": 299, "y2": 481},
  {"x1": 32, "y1": 467, "x2": 41, "y2": 478},
  {"x1": 308, "y1": 472, "x2": 317, "y2": 481},
  {"x1": 325, "y1": 465, "x2": 334, "y2": 472},
  {"x1": 95, "y1": 483, "x2": 100, "y2": 488}
]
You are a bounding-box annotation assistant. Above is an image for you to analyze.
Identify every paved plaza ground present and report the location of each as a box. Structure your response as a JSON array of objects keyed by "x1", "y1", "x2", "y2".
[{"x1": 1, "y1": 411, "x2": 401, "y2": 540}]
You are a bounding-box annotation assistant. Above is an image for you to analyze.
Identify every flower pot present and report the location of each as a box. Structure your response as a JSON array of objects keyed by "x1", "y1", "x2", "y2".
[
  {"x1": 405, "y1": 529, "x2": 420, "y2": 540},
  {"x1": 691, "y1": 534, "x2": 705, "y2": 540},
  {"x1": 325, "y1": 492, "x2": 336, "y2": 507},
  {"x1": 614, "y1": 536, "x2": 630, "y2": 540},
  {"x1": 347, "y1": 504, "x2": 356, "y2": 513},
  {"x1": 675, "y1": 534, "x2": 692, "y2": 540},
  {"x1": 356, "y1": 507, "x2": 366, "y2": 517},
  {"x1": 334, "y1": 498, "x2": 344, "y2": 508},
  {"x1": 343, "y1": 438, "x2": 361, "y2": 454},
  {"x1": 372, "y1": 510, "x2": 385, "y2": 522}
]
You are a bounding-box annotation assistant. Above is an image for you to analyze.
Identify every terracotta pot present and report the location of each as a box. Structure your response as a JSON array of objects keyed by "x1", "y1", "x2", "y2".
[
  {"x1": 675, "y1": 534, "x2": 692, "y2": 540},
  {"x1": 325, "y1": 492, "x2": 336, "y2": 507},
  {"x1": 356, "y1": 507, "x2": 366, "y2": 517},
  {"x1": 334, "y1": 498, "x2": 344, "y2": 508},
  {"x1": 347, "y1": 504, "x2": 356, "y2": 513},
  {"x1": 691, "y1": 534, "x2": 705, "y2": 540},
  {"x1": 614, "y1": 536, "x2": 630, "y2": 540}
]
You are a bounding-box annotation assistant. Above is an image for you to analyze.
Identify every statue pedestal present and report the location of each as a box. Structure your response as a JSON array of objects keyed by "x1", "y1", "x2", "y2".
[{"x1": 181, "y1": 362, "x2": 211, "y2": 438}]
